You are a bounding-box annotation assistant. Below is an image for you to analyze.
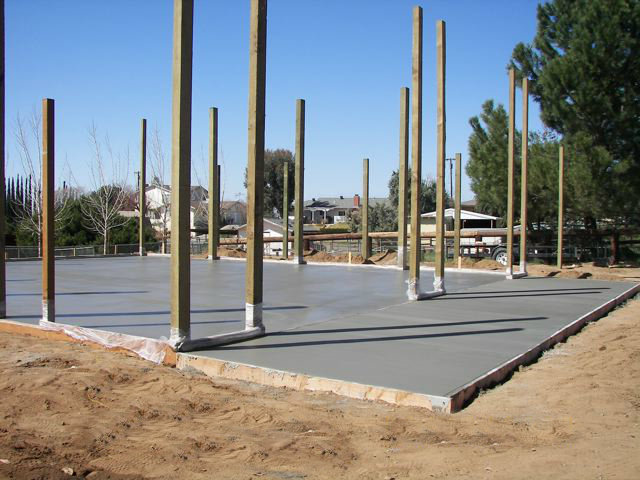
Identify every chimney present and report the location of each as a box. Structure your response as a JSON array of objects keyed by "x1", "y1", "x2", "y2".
[{"x1": 353, "y1": 194, "x2": 360, "y2": 207}]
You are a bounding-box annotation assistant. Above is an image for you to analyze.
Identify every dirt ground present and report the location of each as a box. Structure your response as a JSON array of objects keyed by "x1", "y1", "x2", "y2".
[{"x1": 1, "y1": 285, "x2": 639, "y2": 479}]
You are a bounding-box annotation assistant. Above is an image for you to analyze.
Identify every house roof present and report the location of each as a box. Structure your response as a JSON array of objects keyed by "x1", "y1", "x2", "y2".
[
  {"x1": 221, "y1": 200, "x2": 247, "y2": 211},
  {"x1": 303, "y1": 196, "x2": 388, "y2": 209},
  {"x1": 421, "y1": 208, "x2": 499, "y2": 221},
  {"x1": 237, "y1": 217, "x2": 292, "y2": 234}
]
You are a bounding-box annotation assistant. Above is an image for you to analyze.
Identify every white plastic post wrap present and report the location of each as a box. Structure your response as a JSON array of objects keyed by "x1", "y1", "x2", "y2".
[
  {"x1": 168, "y1": 327, "x2": 188, "y2": 350},
  {"x1": 246, "y1": 302, "x2": 263, "y2": 329},
  {"x1": 406, "y1": 277, "x2": 446, "y2": 301},
  {"x1": 39, "y1": 319, "x2": 167, "y2": 364}
]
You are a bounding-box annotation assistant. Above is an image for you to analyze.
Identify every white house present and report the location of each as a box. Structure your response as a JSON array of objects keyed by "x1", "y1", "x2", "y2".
[
  {"x1": 144, "y1": 184, "x2": 207, "y2": 237},
  {"x1": 236, "y1": 218, "x2": 292, "y2": 256}
]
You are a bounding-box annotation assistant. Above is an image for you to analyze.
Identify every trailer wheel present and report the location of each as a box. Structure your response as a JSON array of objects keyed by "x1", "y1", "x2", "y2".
[{"x1": 492, "y1": 247, "x2": 508, "y2": 266}]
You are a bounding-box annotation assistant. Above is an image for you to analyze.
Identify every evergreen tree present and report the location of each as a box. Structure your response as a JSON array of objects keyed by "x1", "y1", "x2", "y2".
[
  {"x1": 387, "y1": 169, "x2": 441, "y2": 214},
  {"x1": 466, "y1": 100, "x2": 521, "y2": 219},
  {"x1": 510, "y1": 0, "x2": 640, "y2": 226}
]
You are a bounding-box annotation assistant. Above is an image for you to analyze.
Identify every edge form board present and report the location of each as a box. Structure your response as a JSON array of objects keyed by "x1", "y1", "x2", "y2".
[{"x1": 445, "y1": 281, "x2": 640, "y2": 412}]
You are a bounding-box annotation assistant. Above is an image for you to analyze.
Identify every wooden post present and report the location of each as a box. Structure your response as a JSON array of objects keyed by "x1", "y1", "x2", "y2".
[
  {"x1": 208, "y1": 107, "x2": 219, "y2": 260},
  {"x1": 520, "y1": 78, "x2": 529, "y2": 274},
  {"x1": 139, "y1": 118, "x2": 147, "y2": 256},
  {"x1": 293, "y1": 99, "x2": 306, "y2": 264},
  {"x1": 434, "y1": 20, "x2": 446, "y2": 292},
  {"x1": 408, "y1": 6, "x2": 422, "y2": 299},
  {"x1": 557, "y1": 145, "x2": 564, "y2": 269},
  {"x1": 506, "y1": 68, "x2": 516, "y2": 276},
  {"x1": 0, "y1": 0, "x2": 5, "y2": 318},
  {"x1": 42, "y1": 98, "x2": 55, "y2": 322},
  {"x1": 454, "y1": 152, "x2": 461, "y2": 267},
  {"x1": 245, "y1": 0, "x2": 267, "y2": 329},
  {"x1": 169, "y1": 0, "x2": 193, "y2": 347},
  {"x1": 397, "y1": 87, "x2": 409, "y2": 270},
  {"x1": 282, "y1": 161, "x2": 288, "y2": 259},
  {"x1": 362, "y1": 158, "x2": 370, "y2": 259}
]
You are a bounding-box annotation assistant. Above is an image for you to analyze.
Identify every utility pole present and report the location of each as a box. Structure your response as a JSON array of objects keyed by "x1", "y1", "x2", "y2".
[{"x1": 445, "y1": 157, "x2": 454, "y2": 207}]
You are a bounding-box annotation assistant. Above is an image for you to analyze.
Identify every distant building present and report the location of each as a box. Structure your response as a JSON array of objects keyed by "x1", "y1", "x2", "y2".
[
  {"x1": 237, "y1": 218, "x2": 292, "y2": 256},
  {"x1": 220, "y1": 200, "x2": 247, "y2": 225},
  {"x1": 303, "y1": 194, "x2": 388, "y2": 224},
  {"x1": 123, "y1": 184, "x2": 209, "y2": 237},
  {"x1": 420, "y1": 208, "x2": 499, "y2": 232}
]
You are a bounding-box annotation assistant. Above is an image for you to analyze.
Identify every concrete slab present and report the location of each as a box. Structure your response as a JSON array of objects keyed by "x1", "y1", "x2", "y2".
[
  {"x1": 4, "y1": 256, "x2": 638, "y2": 412},
  {"x1": 5, "y1": 256, "x2": 503, "y2": 339}
]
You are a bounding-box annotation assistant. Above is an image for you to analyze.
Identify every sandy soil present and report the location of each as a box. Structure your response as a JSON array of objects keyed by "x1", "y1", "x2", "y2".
[{"x1": 1, "y1": 293, "x2": 639, "y2": 479}]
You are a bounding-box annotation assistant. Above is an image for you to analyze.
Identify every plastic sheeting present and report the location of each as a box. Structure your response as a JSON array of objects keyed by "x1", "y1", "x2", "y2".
[{"x1": 39, "y1": 319, "x2": 167, "y2": 364}]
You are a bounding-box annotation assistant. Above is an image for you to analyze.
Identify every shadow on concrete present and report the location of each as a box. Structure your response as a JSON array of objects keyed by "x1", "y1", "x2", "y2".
[
  {"x1": 269, "y1": 316, "x2": 547, "y2": 337},
  {"x1": 213, "y1": 327, "x2": 523, "y2": 350},
  {"x1": 84, "y1": 319, "x2": 241, "y2": 329},
  {"x1": 9, "y1": 290, "x2": 150, "y2": 297}
]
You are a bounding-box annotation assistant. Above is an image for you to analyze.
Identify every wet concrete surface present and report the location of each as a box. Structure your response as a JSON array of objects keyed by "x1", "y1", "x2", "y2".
[{"x1": 6, "y1": 256, "x2": 637, "y2": 399}]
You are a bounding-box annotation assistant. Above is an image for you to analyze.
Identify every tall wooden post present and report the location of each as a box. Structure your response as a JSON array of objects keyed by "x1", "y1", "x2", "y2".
[
  {"x1": 42, "y1": 99, "x2": 55, "y2": 322},
  {"x1": 139, "y1": 118, "x2": 147, "y2": 256},
  {"x1": 282, "y1": 162, "x2": 288, "y2": 259},
  {"x1": 454, "y1": 152, "x2": 461, "y2": 266},
  {"x1": 506, "y1": 68, "x2": 516, "y2": 276},
  {"x1": 519, "y1": 78, "x2": 529, "y2": 274},
  {"x1": 245, "y1": 0, "x2": 267, "y2": 330},
  {"x1": 169, "y1": 0, "x2": 193, "y2": 347},
  {"x1": 408, "y1": 6, "x2": 422, "y2": 299},
  {"x1": 397, "y1": 87, "x2": 409, "y2": 270},
  {"x1": 362, "y1": 158, "x2": 370, "y2": 259},
  {"x1": 208, "y1": 107, "x2": 219, "y2": 260},
  {"x1": 433, "y1": 20, "x2": 446, "y2": 292},
  {"x1": 293, "y1": 99, "x2": 306, "y2": 265},
  {"x1": 557, "y1": 145, "x2": 564, "y2": 269},
  {"x1": 0, "y1": 0, "x2": 5, "y2": 318}
]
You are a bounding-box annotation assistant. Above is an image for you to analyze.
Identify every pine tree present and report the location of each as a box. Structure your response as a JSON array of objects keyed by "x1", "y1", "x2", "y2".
[{"x1": 510, "y1": 0, "x2": 640, "y2": 226}]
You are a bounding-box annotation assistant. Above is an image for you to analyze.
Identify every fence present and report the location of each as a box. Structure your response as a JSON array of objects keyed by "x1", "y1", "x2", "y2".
[
  {"x1": 5, "y1": 242, "x2": 164, "y2": 260},
  {"x1": 4, "y1": 236, "x2": 615, "y2": 263}
]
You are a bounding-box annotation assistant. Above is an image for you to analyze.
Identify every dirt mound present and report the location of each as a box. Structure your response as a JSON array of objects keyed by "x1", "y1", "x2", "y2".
[
  {"x1": 219, "y1": 247, "x2": 246, "y2": 258},
  {"x1": 303, "y1": 250, "x2": 371, "y2": 264},
  {"x1": 471, "y1": 259, "x2": 503, "y2": 270},
  {"x1": 369, "y1": 249, "x2": 398, "y2": 265},
  {"x1": 527, "y1": 263, "x2": 627, "y2": 281}
]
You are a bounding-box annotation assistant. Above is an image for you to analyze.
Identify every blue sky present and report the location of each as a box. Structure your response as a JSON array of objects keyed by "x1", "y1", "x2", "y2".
[{"x1": 5, "y1": 0, "x2": 544, "y2": 203}]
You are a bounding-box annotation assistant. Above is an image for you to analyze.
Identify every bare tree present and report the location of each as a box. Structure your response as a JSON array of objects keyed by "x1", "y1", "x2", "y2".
[
  {"x1": 193, "y1": 147, "x2": 228, "y2": 229},
  {"x1": 13, "y1": 110, "x2": 71, "y2": 251},
  {"x1": 148, "y1": 125, "x2": 172, "y2": 252},
  {"x1": 79, "y1": 124, "x2": 132, "y2": 254}
]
